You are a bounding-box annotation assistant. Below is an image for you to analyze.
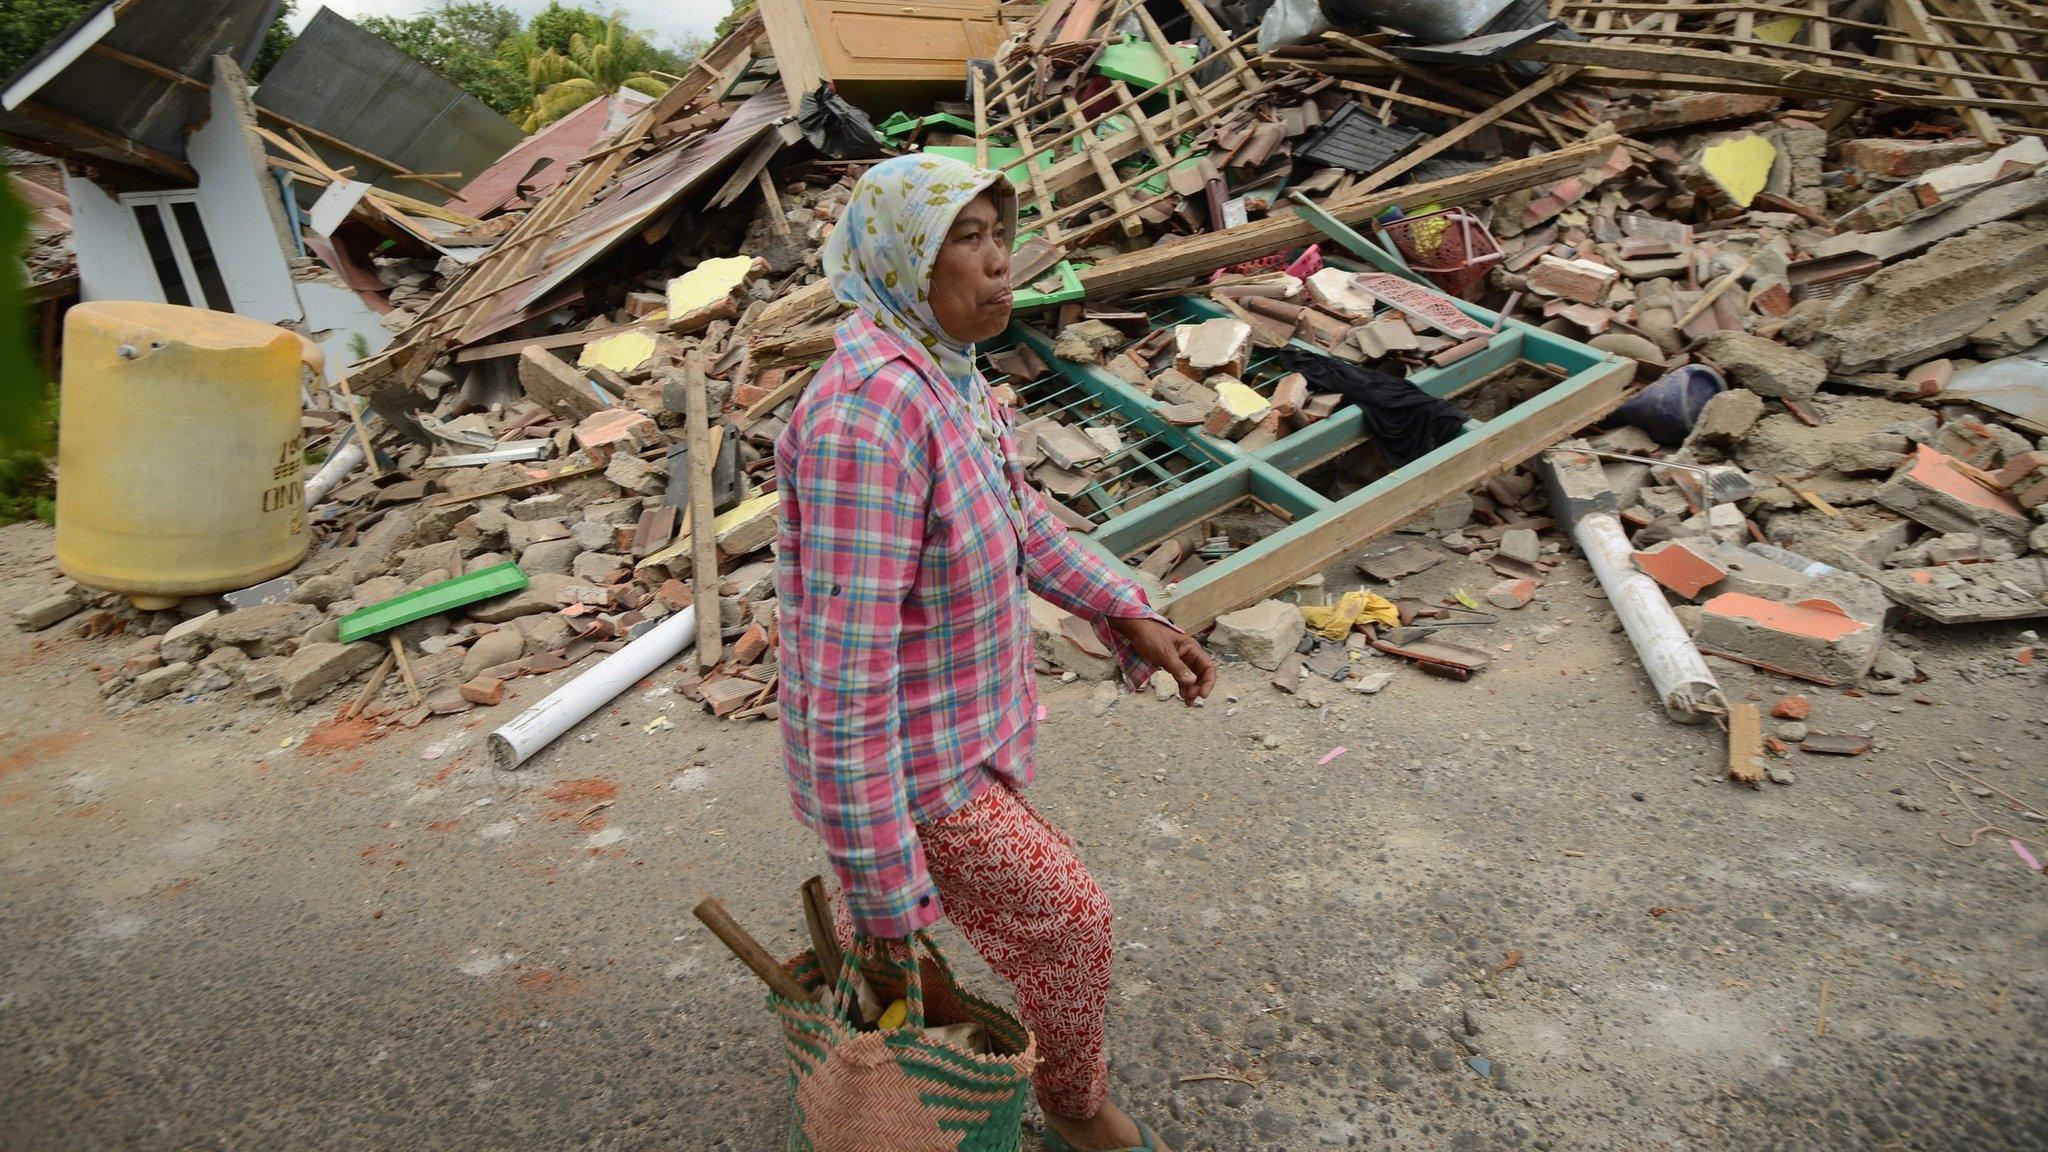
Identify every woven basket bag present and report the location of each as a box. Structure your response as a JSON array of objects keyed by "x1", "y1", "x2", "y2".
[{"x1": 776, "y1": 932, "x2": 1040, "y2": 1152}]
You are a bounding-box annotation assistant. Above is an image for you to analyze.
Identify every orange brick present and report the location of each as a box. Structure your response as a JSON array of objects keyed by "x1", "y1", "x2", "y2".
[
  {"x1": 459, "y1": 677, "x2": 505, "y2": 707},
  {"x1": 1634, "y1": 540, "x2": 1728, "y2": 600},
  {"x1": 1772, "y1": 695, "x2": 1812, "y2": 720}
]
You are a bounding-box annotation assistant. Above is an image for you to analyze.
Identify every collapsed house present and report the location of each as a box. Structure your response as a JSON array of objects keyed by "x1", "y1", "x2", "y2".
[{"x1": 10, "y1": 0, "x2": 2047, "y2": 782}]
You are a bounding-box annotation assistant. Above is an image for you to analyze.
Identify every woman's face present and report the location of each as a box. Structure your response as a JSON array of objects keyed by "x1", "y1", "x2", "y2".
[{"x1": 929, "y1": 192, "x2": 1013, "y2": 345}]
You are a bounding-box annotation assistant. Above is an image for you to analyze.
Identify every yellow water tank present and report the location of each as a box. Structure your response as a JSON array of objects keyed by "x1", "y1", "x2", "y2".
[{"x1": 56, "y1": 302, "x2": 316, "y2": 610}]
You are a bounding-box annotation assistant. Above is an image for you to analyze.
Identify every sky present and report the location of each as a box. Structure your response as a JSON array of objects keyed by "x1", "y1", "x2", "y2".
[{"x1": 289, "y1": 1, "x2": 733, "y2": 47}]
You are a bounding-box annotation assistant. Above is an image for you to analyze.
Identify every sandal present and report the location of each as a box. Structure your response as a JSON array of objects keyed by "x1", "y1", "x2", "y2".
[{"x1": 1040, "y1": 1116, "x2": 1160, "y2": 1152}]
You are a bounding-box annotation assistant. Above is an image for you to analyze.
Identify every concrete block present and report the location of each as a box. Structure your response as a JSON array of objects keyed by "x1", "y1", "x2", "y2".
[
  {"x1": 1499, "y1": 528, "x2": 1542, "y2": 565},
  {"x1": 1209, "y1": 600, "x2": 1305, "y2": 670},
  {"x1": 571, "y1": 521, "x2": 617, "y2": 551},
  {"x1": 1028, "y1": 595, "x2": 1115, "y2": 681},
  {"x1": 346, "y1": 510, "x2": 418, "y2": 582},
  {"x1": 1968, "y1": 286, "x2": 2048, "y2": 358},
  {"x1": 278, "y1": 641, "x2": 384, "y2": 706},
  {"x1": 1875, "y1": 444, "x2": 2035, "y2": 542},
  {"x1": 517, "y1": 537, "x2": 581, "y2": 576},
  {"x1": 1697, "y1": 331, "x2": 1824, "y2": 401},
  {"x1": 1814, "y1": 215, "x2": 2048, "y2": 372},
  {"x1": 1707, "y1": 543, "x2": 1812, "y2": 601},
  {"x1": 605, "y1": 451, "x2": 667, "y2": 497},
  {"x1": 13, "y1": 589, "x2": 84, "y2": 631},
  {"x1": 469, "y1": 574, "x2": 601, "y2": 623},
  {"x1": 1829, "y1": 432, "x2": 1912, "y2": 475},
  {"x1": 573, "y1": 408, "x2": 661, "y2": 457},
  {"x1": 132, "y1": 661, "x2": 194, "y2": 703},
  {"x1": 1765, "y1": 506, "x2": 1916, "y2": 571},
  {"x1": 190, "y1": 603, "x2": 325, "y2": 660},
  {"x1": 1695, "y1": 592, "x2": 1882, "y2": 681},
  {"x1": 1681, "y1": 388, "x2": 1766, "y2": 461},
  {"x1": 572, "y1": 551, "x2": 625, "y2": 583},
  {"x1": 462, "y1": 627, "x2": 527, "y2": 680}
]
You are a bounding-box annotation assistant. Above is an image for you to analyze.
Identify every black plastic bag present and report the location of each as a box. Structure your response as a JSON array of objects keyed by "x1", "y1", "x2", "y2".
[{"x1": 797, "y1": 82, "x2": 886, "y2": 159}]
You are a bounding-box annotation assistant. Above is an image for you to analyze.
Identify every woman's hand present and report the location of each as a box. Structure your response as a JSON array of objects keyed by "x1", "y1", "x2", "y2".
[{"x1": 1109, "y1": 617, "x2": 1217, "y2": 706}]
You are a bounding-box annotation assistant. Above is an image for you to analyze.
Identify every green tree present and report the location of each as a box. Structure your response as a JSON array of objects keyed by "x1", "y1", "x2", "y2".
[
  {"x1": 251, "y1": 0, "x2": 297, "y2": 81},
  {"x1": 0, "y1": 178, "x2": 55, "y2": 526},
  {"x1": 513, "y1": 16, "x2": 673, "y2": 131},
  {"x1": 714, "y1": 1, "x2": 758, "y2": 42},
  {"x1": 0, "y1": 0, "x2": 91, "y2": 83},
  {"x1": 360, "y1": 2, "x2": 530, "y2": 117}
]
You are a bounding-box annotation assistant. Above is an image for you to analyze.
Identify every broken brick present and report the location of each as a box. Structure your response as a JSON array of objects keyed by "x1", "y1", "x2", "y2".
[
  {"x1": 1483, "y1": 578, "x2": 1538, "y2": 610},
  {"x1": 1694, "y1": 593, "x2": 1881, "y2": 682},
  {"x1": 1634, "y1": 540, "x2": 1728, "y2": 600},
  {"x1": 1772, "y1": 695, "x2": 1812, "y2": 720},
  {"x1": 460, "y1": 677, "x2": 506, "y2": 707}
]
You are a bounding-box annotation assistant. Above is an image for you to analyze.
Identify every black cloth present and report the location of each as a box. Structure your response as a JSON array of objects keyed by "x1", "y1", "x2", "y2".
[{"x1": 1275, "y1": 348, "x2": 1470, "y2": 466}]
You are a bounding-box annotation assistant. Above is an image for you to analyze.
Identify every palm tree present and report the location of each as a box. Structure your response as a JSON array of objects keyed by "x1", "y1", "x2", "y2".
[{"x1": 508, "y1": 17, "x2": 673, "y2": 131}]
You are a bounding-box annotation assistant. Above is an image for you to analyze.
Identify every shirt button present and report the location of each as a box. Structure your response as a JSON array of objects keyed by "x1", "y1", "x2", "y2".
[
  {"x1": 917, "y1": 895, "x2": 931, "y2": 907},
  {"x1": 831, "y1": 584, "x2": 842, "y2": 596}
]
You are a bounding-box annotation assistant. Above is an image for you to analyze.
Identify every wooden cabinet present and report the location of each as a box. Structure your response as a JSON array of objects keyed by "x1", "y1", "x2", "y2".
[{"x1": 760, "y1": 0, "x2": 1000, "y2": 112}]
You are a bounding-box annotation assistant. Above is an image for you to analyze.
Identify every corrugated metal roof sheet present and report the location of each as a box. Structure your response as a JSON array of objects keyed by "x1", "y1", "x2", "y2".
[
  {"x1": 0, "y1": 0, "x2": 282, "y2": 178},
  {"x1": 444, "y1": 91, "x2": 651, "y2": 219},
  {"x1": 253, "y1": 9, "x2": 524, "y2": 200}
]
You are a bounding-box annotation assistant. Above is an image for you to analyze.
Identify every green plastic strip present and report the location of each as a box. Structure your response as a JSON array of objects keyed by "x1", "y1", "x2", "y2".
[
  {"x1": 337, "y1": 561, "x2": 530, "y2": 643},
  {"x1": 1012, "y1": 259, "x2": 1084, "y2": 311}
]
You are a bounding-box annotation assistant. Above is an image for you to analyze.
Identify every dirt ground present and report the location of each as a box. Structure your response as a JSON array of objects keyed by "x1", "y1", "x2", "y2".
[{"x1": 1, "y1": 516, "x2": 2043, "y2": 1152}]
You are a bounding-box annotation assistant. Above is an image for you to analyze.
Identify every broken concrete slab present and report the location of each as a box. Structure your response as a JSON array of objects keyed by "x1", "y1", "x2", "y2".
[
  {"x1": 1681, "y1": 388, "x2": 1765, "y2": 461},
  {"x1": 1028, "y1": 595, "x2": 1116, "y2": 681},
  {"x1": 469, "y1": 574, "x2": 600, "y2": 623},
  {"x1": 1499, "y1": 528, "x2": 1542, "y2": 566},
  {"x1": 1051, "y1": 320, "x2": 1126, "y2": 364},
  {"x1": 1697, "y1": 331, "x2": 1823, "y2": 401},
  {"x1": 1708, "y1": 542, "x2": 1813, "y2": 602},
  {"x1": 1694, "y1": 592, "x2": 1882, "y2": 682},
  {"x1": 278, "y1": 641, "x2": 384, "y2": 706},
  {"x1": 132, "y1": 661, "x2": 195, "y2": 703},
  {"x1": 1208, "y1": 599, "x2": 1305, "y2": 670},
  {"x1": 1874, "y1": 444, "x2": 2034, "y2": 543},
  {"x1": 605, "y1": 451, "x2": 667, "y2": 497},
  {"x1": 1969, "y1": 287, "x2": 2048, "y2": 359},
  {"x1": 1764, "y1": 505, "x2": 1916, "y2": 572},
  {"x1": 1829, "y1": 432, "x2": 1912, "y2": 476},
  {"x1": 461, "y1": 627, "x2": 527, "y2": 680},
  {"x1": 1812, "y1": 210, "x2": 2048, "y2": 372},
  {"x1": 12, "y1": 589, "x2": 84, "y2": 631},
  {"x1": 1736, "y1": 396, "x2": 1937, "y2": 497},
  {"x1": 1875, "y1": 558, "x2": 2048, "y2": 623}
]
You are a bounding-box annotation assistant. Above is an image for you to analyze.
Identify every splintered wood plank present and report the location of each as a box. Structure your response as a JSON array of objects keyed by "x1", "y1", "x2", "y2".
[
  {"x1": 1889, "y1": 0, "x2": 2005, "y2": 144},
  {"x1": 1727, "y1": 701, "x2": 1765, "y2": 786}
]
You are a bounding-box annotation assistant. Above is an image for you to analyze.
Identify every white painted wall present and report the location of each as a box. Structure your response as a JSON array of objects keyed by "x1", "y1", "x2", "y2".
[
  {"x1": 188, "y1": 56, "x2": 302, "y2": 324},
  {"x1": 61, "y1": 167, "x2": 164, "y2": 306}
]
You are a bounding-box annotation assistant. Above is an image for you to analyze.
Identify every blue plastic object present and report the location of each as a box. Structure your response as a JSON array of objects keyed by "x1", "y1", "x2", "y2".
[{"x1": 1606, "y1": 364, "x2": 1727, "y2": 446}]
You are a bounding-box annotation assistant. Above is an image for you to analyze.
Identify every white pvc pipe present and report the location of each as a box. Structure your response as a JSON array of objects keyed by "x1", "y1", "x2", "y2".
[
  {"x1": 489, "y1": 605, "x2": 700, "y2": 769},
  {"x1": 1567, "y1": 509, "x2": 1726, "y2": 724},
  {"x1": 303, "y1": 439, "x2": 366, "y2": 508}
]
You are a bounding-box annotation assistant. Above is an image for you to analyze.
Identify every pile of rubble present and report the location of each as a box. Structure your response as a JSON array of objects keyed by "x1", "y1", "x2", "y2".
[{"x1": 11, "y1": 1, "x2": 2046, "y2": 770}]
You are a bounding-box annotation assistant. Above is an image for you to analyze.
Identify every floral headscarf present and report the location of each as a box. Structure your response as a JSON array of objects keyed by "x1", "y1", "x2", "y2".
[{"x1": 823, "y1": 153, "x2": 1018, "y2": 386}]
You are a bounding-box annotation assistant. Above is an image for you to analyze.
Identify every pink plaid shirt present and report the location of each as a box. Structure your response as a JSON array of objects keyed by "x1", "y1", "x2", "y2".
[{"x1": 775, "y1": 313, "x2": 1162, "y2": 937}]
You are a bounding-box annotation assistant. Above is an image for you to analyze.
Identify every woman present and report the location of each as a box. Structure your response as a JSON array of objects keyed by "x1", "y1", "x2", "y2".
[{"x1": 774, "y1": 154, "x2": 1215, "y2": 1152}]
